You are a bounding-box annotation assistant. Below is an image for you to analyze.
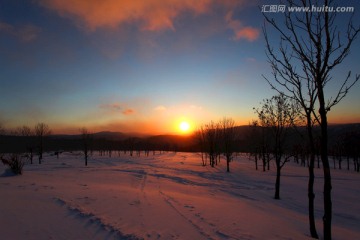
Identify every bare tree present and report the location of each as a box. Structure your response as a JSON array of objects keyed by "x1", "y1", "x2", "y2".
[
  {"x1": 34, "y1": 123, "x2": 51, "y2": 164},
  {"x1": 17, "y1": 125, "x2": 34, "y2": 164},
  {"x1": 219, "y1": 117, "x2": 237, "y2": 172},
  {"x1": 194, "y1": 126, "x2": 207, "y2": 166},
  {"x1": 263, "y1": 0, "x2": 360, "y2": 238},
  {"x1": 247, "y1": 120, "x2": 260, "y2": 170},
  {"x1": 343, "y1": 130, "x2": 360, "y2": 171},
  {"x1": 127, "y1": 137, "x2": 136, "y2": 157},
  {"x1": 80, "y1": 127, "x2": 92, "y2": 166},
  {"x1": 203, "y1": 121, "x2": 220, "y2": 168},
  {"x1": 254, "y1": 94, "x2": 301, "y2": 199}
]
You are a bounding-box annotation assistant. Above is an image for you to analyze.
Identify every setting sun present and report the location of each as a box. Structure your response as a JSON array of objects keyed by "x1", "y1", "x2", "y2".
[{"x1": 179, "y1": 121, "x2": 190, "y2": 132}]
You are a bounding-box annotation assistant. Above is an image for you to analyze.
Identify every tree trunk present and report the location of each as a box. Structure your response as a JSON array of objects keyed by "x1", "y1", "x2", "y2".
[
  {"x1": 308, "y1": 162, "x2": 318, "y2": 238},
  {"x1": 39, "y1": 137, "x2": 43, "y2": 164},
  {"x1": 306, "y1": 115, "x2": 319, "y2": 239},
  {"x1": 323, "y1": 160, "x2": 332, "y2": 240},
  {"x1": 39, "y1": 146, "x2": 42, "y2": 164},
  {"x1": 255, "y1": 153, "x2": 258, "y2": 170},
  {"x1": 30, "y1": 148, "x2": 33, "y2": 164},
  {"x1": 85, "y1": 147, "x2": 88, "y2": 166},
  {"x1": 262, "y1": 151, "x2": 266, "y2": 172},
  {"x1": 274, "y1": 164, "x2": 281, "y2": 199},
  {"x1": 227, "y1": 159, "x2": 230, "y2": 172},
  {"x1": 338, "y1": 155, "x2": 342, "y2": 170},
  {"x1": 318, "y1": 155, "x2": 320, "y2": 168},
  {"x1": 318, "y1": 87, "x2": 332, "y2": 240}
]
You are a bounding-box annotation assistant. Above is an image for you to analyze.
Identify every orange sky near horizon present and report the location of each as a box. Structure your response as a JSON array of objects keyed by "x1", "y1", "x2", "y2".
[{"x1": 1, "y1": 0, "x2": 360, "y2": 135}]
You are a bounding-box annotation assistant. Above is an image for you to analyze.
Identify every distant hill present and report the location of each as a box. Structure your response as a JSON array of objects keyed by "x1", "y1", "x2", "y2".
[
  {"x1": 146, "y1": 134, "x2": 196, "y2": 151},
  {"x1": 28, "y1": 123, "x2": 360, "y2": 141},
  {"x1": 0, "y1": 123, "x2": 359, "y2": 153},
  {"x1": 92, "y1": 131, "x2": 128, "y2": 140}
]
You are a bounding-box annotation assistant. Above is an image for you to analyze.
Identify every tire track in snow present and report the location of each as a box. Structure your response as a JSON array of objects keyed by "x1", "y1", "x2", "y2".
[
  {"x1": 54, "y1": 197, "x2": 142, "y2": 240},
  {"x1": 159, "y1": 191, "x2": 226, "y2": 240}
]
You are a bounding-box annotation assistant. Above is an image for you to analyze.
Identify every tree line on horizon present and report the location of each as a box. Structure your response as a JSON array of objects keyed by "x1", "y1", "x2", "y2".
[
  {"x1": 0, "y1": 121, "x2": 359, "y2": 169},
  {"x1": 0, "y1": 122, "x2": 51, "y2": 174}
]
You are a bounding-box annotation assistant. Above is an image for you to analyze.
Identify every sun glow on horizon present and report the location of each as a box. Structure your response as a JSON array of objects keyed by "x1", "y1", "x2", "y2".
[{"x1": 179, "y1": 121, "x2": 191, "y2": 133}]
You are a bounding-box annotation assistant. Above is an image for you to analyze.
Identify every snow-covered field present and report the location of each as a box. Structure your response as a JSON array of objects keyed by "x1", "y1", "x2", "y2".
[{"x1": 0, "y1": 152, "x2": 359, "y2": 240}]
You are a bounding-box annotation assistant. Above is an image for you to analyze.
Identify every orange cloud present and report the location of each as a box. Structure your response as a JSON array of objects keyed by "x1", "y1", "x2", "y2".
[
  {"x1": 122, "y1": 109, "x2": 135, "y2": 115},
  {"x1": 99, "y1": 103, "x2": 135, "y2": 115},
  {"x1": 38, "y1": 0, "x2": 213, "y2": 31},
  {"x1": 233, "y1": 27, "x2": 259, "y2": 41},
  {"x1": 225, "y1": 11, "x2": 259, "y2": 41}
]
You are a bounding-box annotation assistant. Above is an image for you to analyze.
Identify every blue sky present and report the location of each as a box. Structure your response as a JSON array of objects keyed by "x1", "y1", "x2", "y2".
[{"x1": 1, "y1": 0, "x2": 359, "y2": 134}]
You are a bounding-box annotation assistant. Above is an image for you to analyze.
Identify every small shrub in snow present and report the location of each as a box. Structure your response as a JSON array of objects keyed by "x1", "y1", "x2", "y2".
[{"x1": 1, "y1": 154, "x2": 25, "y2": 175}]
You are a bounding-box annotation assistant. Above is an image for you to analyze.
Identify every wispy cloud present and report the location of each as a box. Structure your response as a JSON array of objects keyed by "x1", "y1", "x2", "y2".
[
  {"x1": 100, "y1": 103, "x2": 135, "y2": 115},
  {"x1": 0, "y1": 21, "x2": 41, "y2": 42},
  {"x1": 122, "y1": 109, "x2": 135, "y2": 115},
  {"x1": 225, "y1": 11, "x2": 259, "y2": 42}
]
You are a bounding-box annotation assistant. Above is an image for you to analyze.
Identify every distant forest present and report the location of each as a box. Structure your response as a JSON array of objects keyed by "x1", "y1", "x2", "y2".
[{"x1": 1, "y1": 124, "x2": 359, "y2": 157}]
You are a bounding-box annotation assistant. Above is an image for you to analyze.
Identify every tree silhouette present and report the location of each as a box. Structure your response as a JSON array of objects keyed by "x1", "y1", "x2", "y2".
[
  {"x1": 220, "y1": 117, "x2": 237, "y2": 172},
  {"x1": 254, "y1": 94, "x2": 301, "y2": 199},
  {"x1": 203, "y1": 121, "x2": 220, "y2": 168},
  {"x1": 34, "y1": 123, "x2": 51, "y2": 164},
  {"x1": 263, "y1": 0, "x2": 360, "y2": 238},
  {"x1": 248, "y1": 120, "x2": 261, "y2": 170},
  {"x1": 80, "y1": 127, "x2": 92, "y2": 166},
  {"x1": 194, "y1": 126, "x2": 207, "y2": 166},
  {"x1": 16, "y1": 125, "x2": 34, "y2": 164}
]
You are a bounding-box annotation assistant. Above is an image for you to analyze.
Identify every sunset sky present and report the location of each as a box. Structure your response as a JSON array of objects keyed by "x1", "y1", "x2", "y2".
[{"x1": 1, "y1": 0, "x2": 360, "y2": 135}]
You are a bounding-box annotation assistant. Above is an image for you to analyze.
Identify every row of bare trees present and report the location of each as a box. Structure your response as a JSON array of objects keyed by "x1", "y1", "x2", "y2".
[
  {"x1": 329, "y1": 131, "x2": 360, "y2": 171},
  {"x1": 195, "y1": 117, "x2": 237, "y2": 172},
  {"x1": 262, "y1": 0, "x2": 360, "y2": 238},
  {"x1": 78, "y1": 127, "x2": 189, "y2": 166},
  {"x1": 14, "y1": 123, "x2": 52, "y2": 164},
  {"x1": 0, "y1": 122, "x2": 51, "y2": 174}
]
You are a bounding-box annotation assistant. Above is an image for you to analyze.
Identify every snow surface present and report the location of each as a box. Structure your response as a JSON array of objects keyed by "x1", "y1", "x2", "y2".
[{"x1": 0, "y1": 152, "x2": 359, "y2": 240}]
